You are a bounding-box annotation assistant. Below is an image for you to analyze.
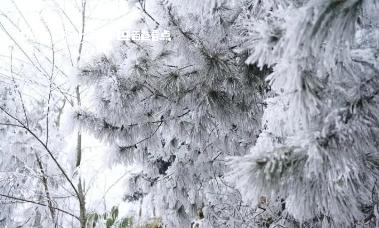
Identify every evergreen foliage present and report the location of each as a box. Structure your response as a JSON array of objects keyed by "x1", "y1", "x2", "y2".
[
  {"x1": 1, "y1": 0, "x2": 378, "y2": 227},
  {"x1": 76, "y1": 0, "x2": 269, "y2": 226}
]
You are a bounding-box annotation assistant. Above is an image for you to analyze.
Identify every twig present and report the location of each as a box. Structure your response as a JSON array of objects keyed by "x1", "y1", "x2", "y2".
[
  {"x1": 35, "y1": 154, "x2": 56, "y2": 221},
  {"x1": 56, "y1": 99, "x2": 66, "y2": 128},
  {"x1": 0, "y1": 22, "x2": 43, "y2": 77},
  {"x1": 10, "y1": 47, "x2": 29, "y2": 127},
  {"x1": 0, "y1": 193, "x2": 79, "y2": 221},
  {"x1": 10, "y1": 0, "x2": 36, "y2": 39},
  {"x1": 41, "y1": 19, "x2": 55, "y2": 145},
  {"x1": 0, "y1": 122, "x2": 23, "y2": 128},
  {"x1": 51, "y1": 0, "x2": 80, "y2": 33},
  {"x1": 60, "y1": 17, "x2": 74, "y2": 67}
]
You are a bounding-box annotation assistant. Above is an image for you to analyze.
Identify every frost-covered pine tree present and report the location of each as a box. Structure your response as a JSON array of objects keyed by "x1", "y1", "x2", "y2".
[
  {"x1": 74, "y1": 0, "x2": 275, "y2": 227},
  {"x1": 229, "y1": 0, "x2": 379, "y2": 227}
]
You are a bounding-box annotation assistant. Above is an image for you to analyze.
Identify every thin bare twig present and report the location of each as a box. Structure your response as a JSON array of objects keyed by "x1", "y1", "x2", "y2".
[
  {"x1": 10, "y1": 47, "x2": 29, "y2": 127},
  {"x1": 0, "y1": 122, "x2": 23, "y2": 128},
  {"x1": 10, "y1": 0, "x2": 36, "y2": 39},
  {"x1": 41, "y1": 19, "x2": 55, "y2": 145},
  {"x1": 0, "y1": 193, "x2": 79, "y2": 220},
  {"x1": 0, "y1": 22, "x2": 42, "y2": 75},
  {"x1": 51, "y1": 0, "x2": 80, "y2": 33},
  {"x1": 60, "y1": 17, "x2": 74, "y2": 66}
]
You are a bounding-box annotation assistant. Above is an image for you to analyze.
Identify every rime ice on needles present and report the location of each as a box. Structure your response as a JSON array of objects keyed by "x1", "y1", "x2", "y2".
[
  {"x1": 229, "y1": 0, "x2": 379, "y2": 227},
  {"x1": 75, "y1": 0, "x2": 269, "y2": 227}
]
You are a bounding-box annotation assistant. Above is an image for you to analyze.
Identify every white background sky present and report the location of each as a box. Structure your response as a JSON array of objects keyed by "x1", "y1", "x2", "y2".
[{"x1": 0, "y1": 0, "x2": 136, "y2": 58}]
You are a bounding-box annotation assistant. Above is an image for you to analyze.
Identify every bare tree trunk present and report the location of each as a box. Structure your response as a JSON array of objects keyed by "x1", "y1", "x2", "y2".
[
  {"x1": 78, "y1": 178, "x2": 86, "y2": 228},
  {"x1": 76, "y1": 1, "x2": 87, "y2": 227},
  {"x1": 76, "y1": 129, "x2": 86, "y2": 228}
]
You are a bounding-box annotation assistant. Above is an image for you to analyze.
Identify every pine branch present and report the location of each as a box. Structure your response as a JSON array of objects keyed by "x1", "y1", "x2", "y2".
[
  {"x1": 122, "y1": 121, "x2": 163, "y2": 150},
  {"x1": 166, "y1": 6, "x2": 204, "y2": 50},
  {"x1": 138, "y1": 0, "x2": 160, "y2": 26}
]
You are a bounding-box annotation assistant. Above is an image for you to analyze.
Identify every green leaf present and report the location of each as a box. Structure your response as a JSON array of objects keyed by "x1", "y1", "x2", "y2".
[
  {"x1": 106, "y1": 218, "x2": 115, "y2": 228},
  {"x1": 111, "y1": 206, "x2": 119, "y2": 220},
  {"x1": 86, "y1": 213, "x2": 100, "y2": 228},
  {"x1": 118, "y1": 217, "x2": 133, "y2": 228}
]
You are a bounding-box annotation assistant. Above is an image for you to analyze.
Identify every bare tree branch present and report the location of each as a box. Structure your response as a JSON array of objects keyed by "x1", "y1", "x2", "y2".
[
  {"x1": 0, "y1": 193, "x2": 79, "y2": 221},
  {"x1": 35, "y1": 154, "x2": 56, "y2": 221},
  {"x1": 0, "y1": 122, "x2": 23, "y2": 128}
]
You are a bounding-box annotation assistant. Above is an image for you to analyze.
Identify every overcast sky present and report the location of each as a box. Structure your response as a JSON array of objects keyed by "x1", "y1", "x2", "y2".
[{"x1": 0, "y1": 0, "x2": 138, "y2": 63}]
